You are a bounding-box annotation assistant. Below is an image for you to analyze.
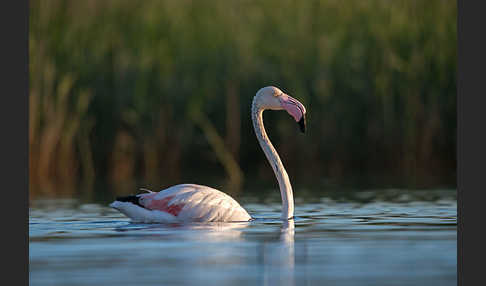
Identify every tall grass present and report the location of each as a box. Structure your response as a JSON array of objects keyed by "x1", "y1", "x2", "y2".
[{"x1": 29, "y1": 0, "x2": 457, "y2": 196}]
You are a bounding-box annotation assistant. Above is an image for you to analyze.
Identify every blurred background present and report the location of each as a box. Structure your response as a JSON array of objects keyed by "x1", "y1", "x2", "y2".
[{"x1": 29, "y1": 0, "x2": 456, "y2": 201}]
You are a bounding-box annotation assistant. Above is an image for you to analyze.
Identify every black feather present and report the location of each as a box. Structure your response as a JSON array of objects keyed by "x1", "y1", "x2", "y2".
[{"x1": 115, "y1": 195, "x2": 144, "y2": 208}]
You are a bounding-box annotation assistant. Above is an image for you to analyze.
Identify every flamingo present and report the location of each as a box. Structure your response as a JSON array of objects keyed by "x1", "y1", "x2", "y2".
[{"x1": 110, "y1": 86, "x2": 307, "y2": 223}]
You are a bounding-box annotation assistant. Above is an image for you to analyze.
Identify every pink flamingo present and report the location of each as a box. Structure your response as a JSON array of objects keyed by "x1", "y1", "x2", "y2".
[{"x1": 110, "y1": 86, "x2": 306, "y2": 223}]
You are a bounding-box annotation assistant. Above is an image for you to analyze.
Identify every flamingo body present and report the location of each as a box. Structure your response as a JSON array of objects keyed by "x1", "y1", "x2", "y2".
[{"x1": 110, "y1": 184, "x2": 252, "y2": 223}]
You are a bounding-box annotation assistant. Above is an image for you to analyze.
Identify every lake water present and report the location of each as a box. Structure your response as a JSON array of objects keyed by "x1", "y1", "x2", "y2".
[{"x1": 29, "y1": 189, "x2": 457, "y2": 286}]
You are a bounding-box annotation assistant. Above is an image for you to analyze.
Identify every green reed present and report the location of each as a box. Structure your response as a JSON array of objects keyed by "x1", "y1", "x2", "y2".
[{"x1": 29, "y1": 0, "x2": 457, "y2": 196}]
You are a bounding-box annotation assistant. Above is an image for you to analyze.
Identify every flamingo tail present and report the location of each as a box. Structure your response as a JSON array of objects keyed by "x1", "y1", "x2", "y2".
[{"x1": 115, "y1": 195, "x2": 144, "y2": 208}]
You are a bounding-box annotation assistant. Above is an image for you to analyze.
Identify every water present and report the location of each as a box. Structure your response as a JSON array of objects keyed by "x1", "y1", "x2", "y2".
[{"x1": 29, "y1": 190, "x2": 457, "y2": 286}]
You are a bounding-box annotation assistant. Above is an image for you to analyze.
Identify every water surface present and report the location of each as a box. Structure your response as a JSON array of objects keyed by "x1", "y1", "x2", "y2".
[{"x1": 29, "y1": 190, "x2": 456, "y2": 286}]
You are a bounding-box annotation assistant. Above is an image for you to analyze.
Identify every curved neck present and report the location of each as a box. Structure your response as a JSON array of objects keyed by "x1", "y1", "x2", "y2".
[{"x1": 252, "y1": 97, "x2": 294, "y2": 220}]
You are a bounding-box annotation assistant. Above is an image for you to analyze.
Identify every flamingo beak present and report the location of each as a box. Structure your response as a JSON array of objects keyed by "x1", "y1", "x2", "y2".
[
  {"x1": 298, "y1": 115, "x2": 306, "y2": 133},
  {"x1": 279, "y1": 94, "x2": 307, "y2": 134}
]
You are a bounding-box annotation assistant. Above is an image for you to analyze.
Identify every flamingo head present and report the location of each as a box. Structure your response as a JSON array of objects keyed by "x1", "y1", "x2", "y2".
[{"x1": 255, "y1": 86, "x2": 307, "y2": 133}]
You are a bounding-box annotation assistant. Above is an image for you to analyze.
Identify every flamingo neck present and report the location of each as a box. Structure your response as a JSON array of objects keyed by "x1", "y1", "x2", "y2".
[{"x1": 251, "y1": 97, "x2": 294, "y2": 220}]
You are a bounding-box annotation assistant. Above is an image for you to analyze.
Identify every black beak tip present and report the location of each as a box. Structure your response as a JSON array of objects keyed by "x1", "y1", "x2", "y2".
[{"x1": 298, "y1": 116, "x2": 306, "y2": 133}]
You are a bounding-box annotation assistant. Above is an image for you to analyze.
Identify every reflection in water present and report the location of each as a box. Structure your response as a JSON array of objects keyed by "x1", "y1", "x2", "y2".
[
  {"x1": 281, "y1": 220, "x2": 295, "y2": 286},
  {"x1": 262, "y1": 220, "x2": 295, "y2": 286},
  {"x1": 184, "y1": 222, "x2": 250, "y2": 241},
  {"x1": 113, "y1": 219, "x2": 297, "y2": 286},
  {"x1": 114, "y1": 221, "x2": 249, "y2": 241},
  {"x1": 29, "y1": 196, "x2": 457, "y2": 286}
]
